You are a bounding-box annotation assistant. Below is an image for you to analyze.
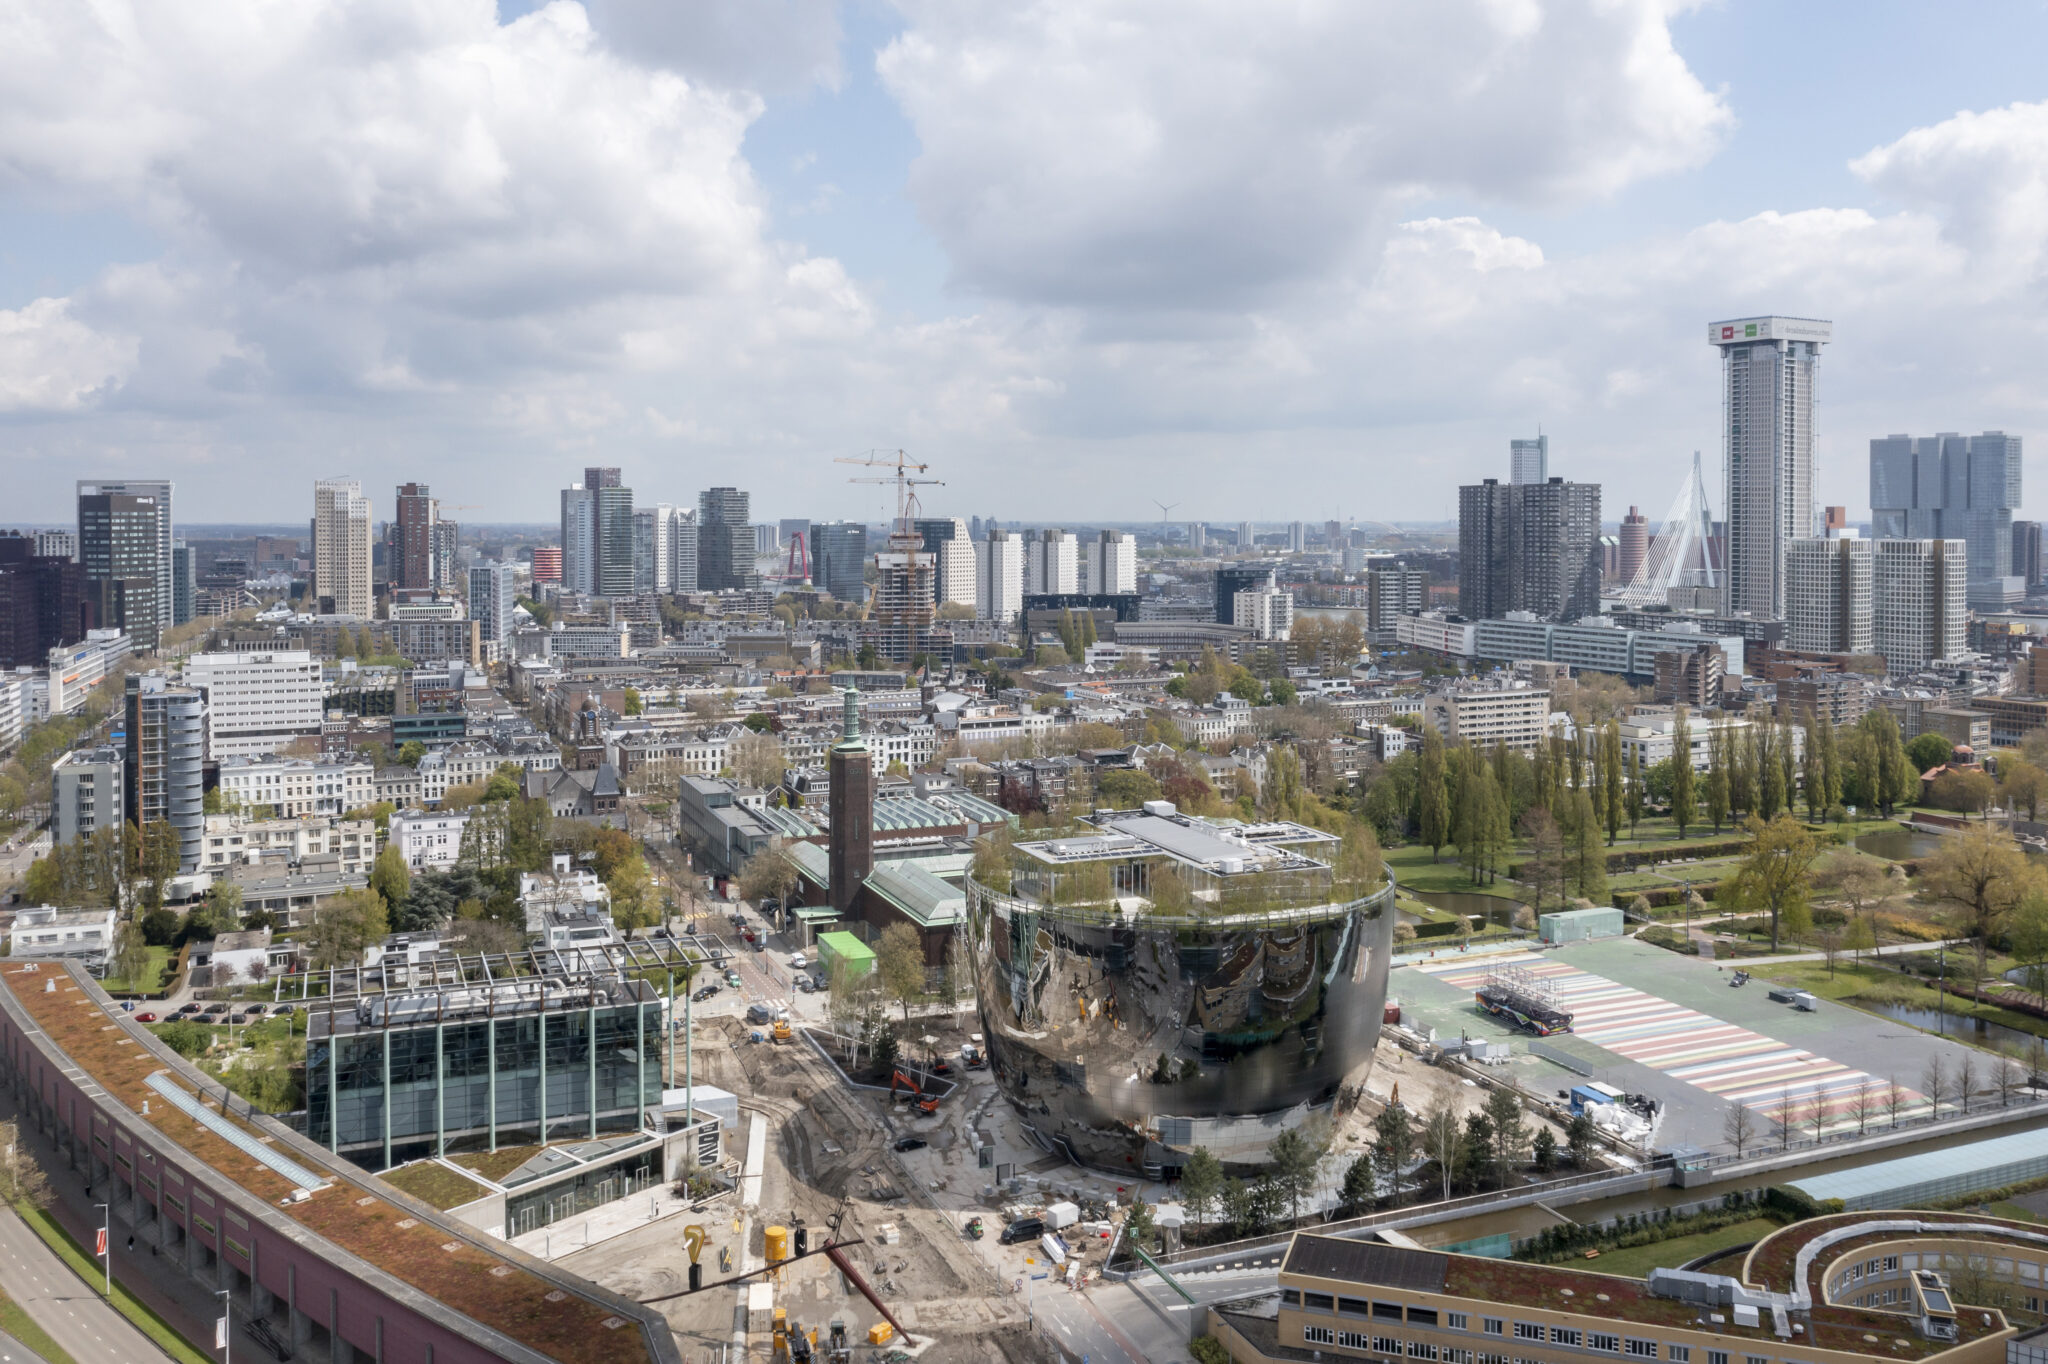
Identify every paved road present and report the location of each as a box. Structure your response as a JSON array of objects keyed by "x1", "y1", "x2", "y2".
[
  {"x1": 1033, "y1": 1266, "x2": 1276, "y2": 1364},
  {"x1": 0, "y1": 1207, "x2": 176, "y2": 1364}
]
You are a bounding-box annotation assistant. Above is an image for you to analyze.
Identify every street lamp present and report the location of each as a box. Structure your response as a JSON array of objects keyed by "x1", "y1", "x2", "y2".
[
  {"x1": 216, "y1": 1286, "x2": 232, "y2": 1362},
  {"x1": 95, "y1": 1202, "x2": 110, "y2": 1297}
]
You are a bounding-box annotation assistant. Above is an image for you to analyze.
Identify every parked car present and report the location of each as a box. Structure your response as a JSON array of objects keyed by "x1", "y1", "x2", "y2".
[
  {"x1": 244, "y1": 1003, "x2": 267, "y2": 1015},
  {"x1": 999, "y1": 1218, "x2": 1045, "y2": 1246},
  {"x1": 789, "y1": 953, "x2": 807, "y2": 970},
  {"x1": 119, "y1": 1000, "x2": 136, "y2": 1012},
  {"x1": 692, "y1": 985, "x2": 719, "y2": 1002},
  {"x1": 725, "y1": 971, "x2": 743, "y2": 989},
  {"x1": 203, "y1": 1003, "x2": 229, "y2": 1015},
  {"x1": 892, "y1": 1137, "x2": 927, "y2": 1152},
  {"x1": 229, "y1": 1013, "x2": 249, "y2": 1024},
  {"x1": 746, "y1": 1003, "x2": 774, "y2": 1025},
  {"x1": 177, "y1": 1002, "x2": 202, "y2": 1015},
  {"x1": 134, "y1": 1012, "x2": 158, "y2": 1023}
]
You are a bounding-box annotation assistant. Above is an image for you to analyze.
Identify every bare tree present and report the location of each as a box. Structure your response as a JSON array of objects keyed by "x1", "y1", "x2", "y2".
[
  {"x1": 1922, "y1": 1057, "x2": 1950, "y2": 1118},
  {"x1": 1803, "y1": 1086, "x2": 1830, "y2": 1142},
  {"x1": 1957, "y1": 1052, "x2": 1980, "y2": 1116},
  {"x1": 1722, "y1": 1102, "x2": 1756, "y2": 1158},
  {"x1": 1885, "y1": 1076, "x2": 1906, "y2": 1128},
  {"x1": 1772, "y1": 1085, "x2": 1797, "y2": 1150},
  {"x1": 1996, "y1": 1052, "x2": 2027, "y2": 1108},
  {"x1": 1850, "y1": 1078, "x2": 1875, "y2": 1136}
]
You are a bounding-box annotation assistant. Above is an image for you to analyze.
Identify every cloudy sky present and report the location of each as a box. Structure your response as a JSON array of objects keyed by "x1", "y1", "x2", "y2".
[{"x1": 6, "y1": 1, "x2": 2048, "y2": 528}]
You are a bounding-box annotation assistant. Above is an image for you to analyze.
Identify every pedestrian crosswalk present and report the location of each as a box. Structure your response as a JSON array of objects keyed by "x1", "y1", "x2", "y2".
[{"x1": 1411, "y1": 953, "x2": 1930, "y2": 1133}]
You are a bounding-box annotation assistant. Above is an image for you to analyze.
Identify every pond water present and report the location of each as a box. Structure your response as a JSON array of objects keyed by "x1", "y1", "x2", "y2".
[
  {"x1": 1854, "y1": 828, "x2": 1944, "y2": 861},
  {"x1": 1413, "y1": 889, "x2": 1522, "y2": 928},
  {"x1": 1858, "y1": 1000, "x2": 2045, "y2": 1054}
]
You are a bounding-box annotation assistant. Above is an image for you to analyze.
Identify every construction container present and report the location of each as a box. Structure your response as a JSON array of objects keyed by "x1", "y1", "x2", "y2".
[
  {"x1": 1383, "y1": 1000, "x2": 1402, "y2": 1025},
  {"x1": 1045, "y1": 1200, "x2": 1080, "y2": 1230},
  {"x1": 867, "y1": 1324, "x2": 894, "y2": 1346},
  {"x1": 1539, "y1": 906, "x2": 1624, "y2": 943}
]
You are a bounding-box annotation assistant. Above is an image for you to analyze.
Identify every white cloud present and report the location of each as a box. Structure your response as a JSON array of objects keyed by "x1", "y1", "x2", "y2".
[
  {"x1": 877, "y1": 0, "x2": 1729, "y2": 309},
  {"x1": 0, "y1": 297, "x2": 137, "y2": 412},
  {"x1": 580, "y1": 0, "x2": 842, "y2": 96}
]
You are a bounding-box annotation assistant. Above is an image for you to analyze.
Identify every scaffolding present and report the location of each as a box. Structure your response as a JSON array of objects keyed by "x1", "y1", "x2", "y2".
[{"x1": 1475, "y1": 963, "x2": 1574, "y2": 1035}]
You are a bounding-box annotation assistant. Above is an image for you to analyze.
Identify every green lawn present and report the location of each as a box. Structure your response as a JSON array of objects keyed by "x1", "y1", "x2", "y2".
[
  {"x1": 98, "y1": 946, "x2": 174, "y2": 996},
  {"x1": 1569, "y1": 1217, "x2": 1781, "y2": 1279},
  {"x1": 13, "y1": 1201, "x2": 211, "y2": 1364},
  {"x1": 380, "y1": 1160, "x2": 491, "y2": 1210},
  {"x1": 0, "y1": 1286, "x2": 78, "y2": 1364},
  {"x1": 1385, "y1": 845, "x2": 1525, "y2": 899}
]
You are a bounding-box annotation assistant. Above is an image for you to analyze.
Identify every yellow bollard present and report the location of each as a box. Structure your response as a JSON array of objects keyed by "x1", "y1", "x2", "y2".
[{"x1": 765, "y1": 1224, "x2": 791, "y2": 1264}]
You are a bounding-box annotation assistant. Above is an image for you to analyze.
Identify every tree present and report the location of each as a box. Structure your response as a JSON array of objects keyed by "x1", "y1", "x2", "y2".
[
  {"x1": 1419, "y1": 1101, "x2": 1462, "y2": 1202},
  {"x1": 1416, "y1": 726, "x2": 1451, "y2": 861},
  {"x1": 737, "y1": 841, "x2": 802, "y2": 908},
  {"x1": 1906, "y1": 731, "x2": 1955, "y2": 774},
  {"x1": 0, "y1": 1121, "x2": 53, "y2": 1210},
  {"x1": 109, "y1": 918, "x2": 152, "y2": 991},
  {"x1": 1723, "y1": 814, "x2": 1820, "y2": 952},
  {"x1": 1820, "y1": 853, "x2": 1887, "y2": 957},
  {"x1": 1705, "y1": 723, "x2": 1730, "y2": 834},
  {"x1": 730, "y1": 730, "x2": 787, "y2": 790},
  {"x1": 1565, "y1": 788, "x2": 1607, "y2": 904},
  {"x1": 1520, "y1": 808, "x2": 1565, "y2": 913},
  {"x1": 1531, "y1": 1127, "x2": 1557, "y2": 1173},
  {"x1": 2004, "y1": 760, "x2": 2048, "y2": 822},
  {"x1": 1923, "y1": 1056, "x2": 1950, "y2": 1118},
  {"x1": 623, "y1": 687, "x2": 644, "y2": 717},
  {"x1": 183, "y1": 882, "x2": 244, "y2": 942},
  {"x1": 876, "y1": 922, "x2": 926, "y2": 1021},
  {"x1": 303, "y1": 887, "x2": 389, "y2": 969},
  {"x1": 1670, "y1": 708, "x2": 1696, "y2": 836},
  {"x1": 397, "y1": 740, "x2": 426, "y2": 767},
  {"x1": 1339, "y1": 1153, "x2": 1378, "y2": 1214},
  {"x1": 1859, "y1": 710, "x2": 1916, "y2": 815},
  {"x1": 1484, "y1": 1085, "x2": 1528, "y2": 1186},
  {"x1": 1268, "y1": 1127, "x2": 1325, "y2": 1226},
  {"x1": 1600, "y1": 721, "x2": 1624, "y2": 845},
  {"x1": 608, "y1": 850, "x2": 657, "y2": 933},
  {"x1": 1564, "y1": 1110, "x2": 1596, "y2": 1170},
  {"x1": 1722, "y1": 1102, "x2": 1755, "y2": 1157},
  {"x1": 1368, "y1": 1103, "x2": 1415, "y2": 1206},
  {"x1": 370, "y1": 842, "x2": 412, "y2": 912},
  {"x1": 1624, "y1": 744, "x2": 1644, "y2": 840},
  {"x1": 1179, "y1": 1147, "x2": 1223, "y2": 1227},
  {"x1": 1922, "y1": 825, "x2": 2040, "y2": 980},
  {"x1": 1096, "y1": 768, "x2": 1164, "y2": 809},
  {"x1": 1930, "y1": 768, "x2": 1995, "y2": 818}
]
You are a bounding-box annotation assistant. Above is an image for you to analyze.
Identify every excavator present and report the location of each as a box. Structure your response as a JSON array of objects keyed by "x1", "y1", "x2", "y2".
[
  {"x1": 890, "y1": 1069, "x2": 941, "y2": 1114},
  {"x1": 771, "y1": 1018, "x2": 793, "y2": 1044}
]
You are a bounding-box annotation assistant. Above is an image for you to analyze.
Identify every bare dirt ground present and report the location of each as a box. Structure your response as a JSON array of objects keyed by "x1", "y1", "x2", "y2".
[{"x1": 565, "y1": 1018, "x2": 1056, "y2": 1363}]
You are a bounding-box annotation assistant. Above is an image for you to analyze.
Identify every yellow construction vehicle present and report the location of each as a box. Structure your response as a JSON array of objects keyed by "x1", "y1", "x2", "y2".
[{"x1": 771, "y1": 1018, "x2": 793, "y2": 1044}]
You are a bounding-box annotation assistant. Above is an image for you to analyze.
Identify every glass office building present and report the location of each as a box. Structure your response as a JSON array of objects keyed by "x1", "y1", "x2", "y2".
[{"x1": 307, "y1": 978, "x2": 663, "y2": 1172}]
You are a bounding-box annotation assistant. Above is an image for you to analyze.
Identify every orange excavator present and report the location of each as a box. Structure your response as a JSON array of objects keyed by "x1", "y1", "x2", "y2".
[{"x1": 891, "y1": 1070, "x2": 940, "y2": 1114}]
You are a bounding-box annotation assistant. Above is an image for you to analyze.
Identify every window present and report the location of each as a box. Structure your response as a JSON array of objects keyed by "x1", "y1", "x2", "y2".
[
  {"x1": 1442, "y1": 1352, "x2": 1472, "y2": 1364},
  {"x1": 1408, "y1": 1345, "x2": 1438, "y2": 1361},
  {"x1": 1375, "y1": 1338, "x2": 1402, "y2": 1355},
  {"x1": 1884, "y1": 1256, "x2": 1899, "y2": 1271},
  {"x1": 1447, "y1": 1314, "x2": 1468, "y2": 1331},
  {"x1": 1304, "y1": 1326, "x2": 1335, "y2": 1346},
  {"x1": 1483, "y1": 1320, "x2": 1505, "y2": 1337},
  {"x1": 1282, "y1": 1290, "x2": 1301, "y2": 1306},
  {"x1": 1339, "y1": 1332, "x2": 1371, "y2": 1351},
  {"x1": 1305, "y1": 1293, "x2": 1334, "y2": 1312},
  {"x1": 1375, "y1": 1302, "x2": 1406, "y2": 1321},
  {"x1": 1409, "y1": 1308, "x2": 1439, "y2": 1328},
  {"x1": 1551, "y1": 1327, "x2": 1583, "y2": 1348},
  {"x1": 1479, "y1": 1355, "x2": 1510, "y2": 1364},
  {"x1": 1340, "y1": 1297, "x2": 1371, "y2": 1316},
  {"x1": 1514, "y1": 1323, "x2": 1543, "y2": 1342},
  {"x1": 1625, "y1": 1341, "x2": 1657, "y2": 1359},
  {"x1": 1588, "y1": 1333, "x2": 1619, "y2": 1353},
  {"x1": 1745, "y1": 1356, "x2": 1769, "y2": 1364},
  {"x1": 1705, "y1": 1353, "x2": 1728, "y2": 1364},
  {"x1": 1665, "y1": 1349, "x2": 1690, "y2": 1363}
]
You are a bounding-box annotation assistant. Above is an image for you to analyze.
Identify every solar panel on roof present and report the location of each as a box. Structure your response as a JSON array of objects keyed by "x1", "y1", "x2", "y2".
[{"x1": 145, "y1": 1072, "x2": 331, "y2": 1194}]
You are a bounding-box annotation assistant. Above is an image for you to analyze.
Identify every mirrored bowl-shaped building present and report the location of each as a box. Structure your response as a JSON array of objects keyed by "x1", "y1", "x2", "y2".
[{"x1": 964, "y1": 806, "x2": 1396, "y2": 1177}]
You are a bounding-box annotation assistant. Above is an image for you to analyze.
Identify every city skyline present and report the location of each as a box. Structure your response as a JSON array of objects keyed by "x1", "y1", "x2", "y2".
[{"x1": 4, "y1": 7, "x2": 2048, "y2": 523}]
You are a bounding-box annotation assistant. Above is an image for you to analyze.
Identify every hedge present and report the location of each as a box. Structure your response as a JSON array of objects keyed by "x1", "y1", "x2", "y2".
[{"x1": 1613, "y1": 884, "x2": 1720, "y2": 910}]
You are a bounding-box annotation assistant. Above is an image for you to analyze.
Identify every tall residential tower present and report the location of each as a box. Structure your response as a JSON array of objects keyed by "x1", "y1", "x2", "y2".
[{"x1": 1711, "y1": 315, "x2": 1832, "y2": 618}]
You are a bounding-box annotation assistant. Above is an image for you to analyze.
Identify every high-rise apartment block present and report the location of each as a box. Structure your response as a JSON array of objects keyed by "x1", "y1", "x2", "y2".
[
  {"x1": 975, "y1": 529, "x2": 1024, "y2": 622},
  {"x1": 752, "y1": 524, "x2": 780, "y2": 557},
  {"x1": 812, "y1": 521, "x2": 866, "y2": 605},
  {"x1": 1873, "y1": 539, "x2": 1966, "y2": 673},
  {"x1": 469, "y1": 563, "x2": 516, "y2": 650},
  {"x1": 558, "y1": 485, "x2": 596, "y2": 594},
  {"x1": 867, "y1": 528, "x2": 937, "y2": 666},
  {"x1": 33, "y1": 530, "x2": 76, "y2": 561},
  {"x1": 633, "y1": 505, "x2": 674, "y2": 594},
  {"x1": 912, "y1": 518, "x2": 976, "y2": 609},
  {"x1": 696, "y1": 487, "x2": 755, "y2": 592},
  {"x1": 1711, "y1": 316, "x2": 1832, "y2": 618},
  {"x1": 125, "y1": 671, "x2": 207, "y2": 872},
  {"x1": 1510, "y1": 435, "x2": 1548, "y2": 485},
  {"x1": 1214, "y1": 565, "x2": 1276, "y2": 626},
  {"x1": 170, "y1": 542, "x2": 195, "y2": 626},
  {"x1": 1870, "y1": 431, "x2": 2023, "y2": 598},
  {"x1": 530, "y1": 545, "x2": 562, "y2": 585},
  {"x1": 1366, "y1": 565, "x2": 1426, "y2": 632},
  {"x1": 1785, "y1": 537, "x2": 1873, "y2": 655},
  {"x1": 2016, "y1": 521, "x2": 2045, "y2": 591},
  {"x1": 182, "y1": 650, "x2": 325, "y2": 759},
  {"x1": 1287, "y1": 521, "x2": 1306, "y2": 554},
  {"x1": 1237, "y1": 521, "x2": 1254, "y2": 551},
  {"x1": 1080, "y1": 530, "x2": 1137, "y2": 596},
  {"x1": 312, "y1": 479, "x2": 373, "y2": 617},
  {"x1": 391, "y1": 483, "x2": 439, "y2": 591},
  {"x1": 50, "y1": 745, "x2": 122, "y2": 847},
  {"x1": 77, "y1": 481, "x2": 169, "y2": 647},
  {"x1": 669, "y1": 509, "x2": 699, "y2": 592},
  {"x1": 1234, "y1": 587, "x2": 1294, "y2": 641},
  {"x1": 1457, "y1": 477, "x2": 1602, "y2": 622},
  {"x1": 1187, "y1": 523, "x2": 1206, "y2": 554},
  {"x1": 1025, "y1": 529, "x2": 1079, "y2": 595}
]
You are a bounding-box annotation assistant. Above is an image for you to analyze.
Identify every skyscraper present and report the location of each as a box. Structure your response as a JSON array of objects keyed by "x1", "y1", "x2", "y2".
[
  {"x1": 975, "y1": 529, "x2": 1024, "y2": 621},
  {"x1": 2015, "y1": 521, "x2": 2044, "y2": 590},
  {"x1": 669, "y1": 509, "x2": 699, "y2": 592},
  {"x1": 77, "y1": 488, "x2": 164, "y2": 647},
  {"x1": 1785, "y1": 537, "x2": 1873, "y2": 655},
  {"x1": 1711, "y1": 315, "x2": 1832, "y2": 618},
  {"x1": 313, "y1": 479, "x2": 373, "y2": 617},
  {"x1": 1188, "y1": 523, "x2": 1207, "y2": 554},
  {"x1": 1870, "y1": 431, "x2": 2023, "y2": 592},
  {"x1": 1287, "y1": 521, "x2": 1306, "y2": 553},
  {"x1": 1237, "y1": 521, "x2": 1254, "y2": 551},
  {"x1": 530, "y1": 545, "x2": 563, "y2": 586},
  {"x1": 633, "y1": 505, "x2": 674, "y2": 594},
  {"x1": 170, "y1": 541, "x2": 195, "y2": 626},
  {"x1": 1458, "y1": 477, "x2": 1601, "y2": 622},
  {"x1": 391, "y1": 482, "x2": 439, "y2": 591},
  {"x1": 469, "y1": 563, "x2": 516, "y2": 650},
  {"x1": 559, "y1": 485, "x2": 596, "y2": 594},
  {"x1": 595, "y1": 482, "x2": 635, "y2": 598},
  {"x1": 1025, "y1": 529, "x2": 1078, "y2": 595},
  {"x1": 697, "y1": 487, "x2": 755, "y2": 592},
  {"x1": 583, "y1": 466, "x2": 622, "y2": 490},
  {"x1": 1873, "y1": 539, "x2": 1966, "y2": 673},
  {"x1": 429, "y1": 519, "x2": 460, "y2": 590},
  {"x1": 125, "y1": 671, "x2": 207, "y2": 873},
  {"x1": 868, "y1": 527, "x2": 936, "y2": 667},
  {"x1": 1081, "y1": 530, "x2": 1137, "y2": 595},
  {"x1": 1214, "y1": 565, "x2": 1276, "y2": 626},
  {"x1": 1510, "y1": 435, "x2": 1548, "y2": 485},
  {"x1": 75, "y1": 479, "x2": 171, "y2": 635},
  {"x1": 1618, "y1": 506, "x2": 1649, "y2": 585},
  {"x1": 812, "y1": 521, "x2": 867, "y2": 604},
  {"x1": 912, "y1": 518, "x2": 976, "y2": 609}
]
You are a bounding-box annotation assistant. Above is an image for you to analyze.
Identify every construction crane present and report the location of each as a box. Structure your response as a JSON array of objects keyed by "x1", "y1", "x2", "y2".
[{"x1": 836, "y1": 449, "x2": 942, "y2": 528}]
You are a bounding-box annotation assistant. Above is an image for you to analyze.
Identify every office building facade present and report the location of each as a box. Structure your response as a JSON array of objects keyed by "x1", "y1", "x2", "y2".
[
  {"x1": 169, "y1": 542, "x2": 194, "y2": 626},
  {"x1": 812, "y1": 520, "x2": 867, "y2": 605},
  {"x1": 596, "y1": 482, "x2": 635, "y2": 597},
  {"x1": 1618, "y1": 506, "x2": 1648, "y2": 584},
  {"x1": 529, "y1": 544, "x2": 561, "y2": 585},
  {"x1": 912, "y1": 517, "x2": 976, "y2": 610},
  {"x1": 696, "y1": 487, "x2": 755, "y2": 592},
  {"x1": 1712, "y1": 315, "x2": 1832, "y2": 618},
  {"x1": 1234, "y1": 587, "x2": 1294, "y2": 641},
  {"x1": 1458, "y1": 477, "x2": 1601, "y2": 622},
  {"x1": 1785, "y1": 537, "x2": 1874, "y2": 655},
  {"x1": 390, "y1": 482, "x2": 438, "y2": 591},
  {"x1": 77, "y1": 486, "x2": 165, "y2": 648},
  {"x1": 469, "y1": 563, "x2": 515, "y2": 649},
  {"x1": 633, "y1": 505, "x2": 674, "y2": 594},
  {"x1": 51, "y1": 745, "x2": 122, "y2": 847},
  {"x1": 1873, "y1": 538, "x2": 1966, "y2": 673},
  {"x1": 668, "y1": 508, "x2": 699, "y2": 592},
  {"x1": 75, "y1": 479, "x2": 171, "y2": 642},
  {"x1": 2016, "y1": 520, "x2": 2045, "y2": 591},
  {"x1": 312, "y1": 479, "x2": 373, "y2": 618},
  {"x1": 1510, "y1": 434, "x2": 1548, "y2": 485},
  {"x1": 125, "y1": 672, "x2": 207, "y2": 872},
  {"x1": 975, "y1": 528, "x2": 1024, "y2": 622},
  {"x1": 1215, "y1": 565, "x2": 1276, "y2": 625},
  {"x1": 558, "y1": 484, "x2": 596, "y2": 594},
  {"x1": 182, "y1": 651, "x2": 325, "y2": 759},
  {"x1": 1870, "y1": 430, "x2": 2023, "y2": 593}
]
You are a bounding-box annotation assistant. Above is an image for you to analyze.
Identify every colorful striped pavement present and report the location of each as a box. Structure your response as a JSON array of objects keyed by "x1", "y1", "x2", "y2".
[{"x1": 1410, "y1": 953, "x2": 1930, "y2": 1133}]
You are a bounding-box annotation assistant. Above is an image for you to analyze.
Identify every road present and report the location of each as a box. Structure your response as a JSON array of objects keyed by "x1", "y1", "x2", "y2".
[
  {"x1": 1032, "y1": 1266, "x2": 1277, "y2": 1364},
  {"x1": 0, "y1": 1208, "x2": 176, "y2": 1364}
]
